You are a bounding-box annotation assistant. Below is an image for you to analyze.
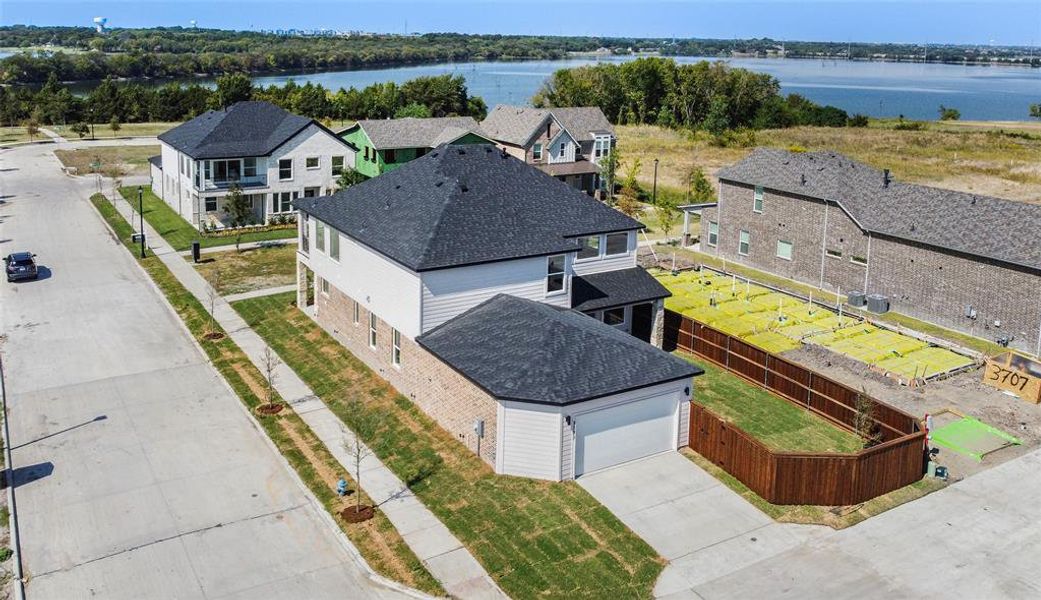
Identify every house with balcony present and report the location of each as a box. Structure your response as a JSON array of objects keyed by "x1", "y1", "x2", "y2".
[
  {"x1": 480, "y1": 105, "x2": 615, "y2": 196},
  {"x1": 151, "y1": 101, "x2": 357, "y2": 230},
  {"x1": 294, "y1": 144, "x2": 700, "y2": 480},
  {"x1": 339, "y1": 116, "x2": 493, "y2": 178}
]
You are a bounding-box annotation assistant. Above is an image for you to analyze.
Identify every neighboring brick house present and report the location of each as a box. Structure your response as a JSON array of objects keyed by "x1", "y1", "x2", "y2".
[
  {"x1": 702, "y1": 148, "x2": 1041, "y2": 355},
  {"x1": 153, "y1": 101, "x2": 356, "y2": 229},
  {"x1": 295, "y1": 144, "x2": 701, "y2": 480},
  {"x1": 340, "y1": 117, "x2": 493, "y2": 178},
  {"x1": 480, "y1": 105, "x2": 615, "y2": 196}
]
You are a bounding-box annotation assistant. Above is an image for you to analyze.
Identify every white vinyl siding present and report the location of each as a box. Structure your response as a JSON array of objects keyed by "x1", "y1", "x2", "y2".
[
  {"x1": 420, "y1": 256, "x2": 571, "y2": 332},
  {"x1": 497, "y1": 402, "x2": 562, "y2": 480},
  {"x1": 547, "y1": 130, "x2": 577, "y2": 164}
]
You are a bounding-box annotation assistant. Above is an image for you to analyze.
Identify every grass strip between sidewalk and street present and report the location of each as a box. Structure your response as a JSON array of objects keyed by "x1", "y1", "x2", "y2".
[
  {"x1": 232, "y1": 293, "x2": 666, "y2": 600},
  {"x1": 118, "y1": 187, "x2": 296, "y2": 251},
  {"x1": 88, "y1": 193, "x2": 444, "y2": 597}
]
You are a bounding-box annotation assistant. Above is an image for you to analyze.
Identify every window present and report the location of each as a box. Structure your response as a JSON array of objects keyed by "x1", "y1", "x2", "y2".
[
  {"x1": 603, "y1": 307, "x2": 625, "y2": 327},
  {"x1": 707, "y1": 221, "x2": 719, "y2": 247},
  {"x1": 384, "y1": 149, "x2": 396, "y2": 163},
  {"x1": 315, "y1": 221, "x2": 325, "y2": 253},
  {"x1": 605, "y1": 232, "x2": 629, "y2": 256},
  {"x1": 204, "y1": 197, "x2": 218, "y2": 212},
  {"x1": 576, "y1": 235, "x2": 600, "y2": 260},
  {"x1": 851, "y1": 255, "x2": 869, "y2": 266},
  {"x1": 776, "y1": 240, "x2": 793, "y2": 261},
  {"x1": 352, "y1": 300, "x2": 359, "y2": 325},
  {"x1": 826, "y1": 248, "x2": 843, "y2": 259},
  {"x1": 273, "y1": 191, "x2": 296, "y2": 213},
  {"x1": 738, "y1": 230, "x2": 751, "y2": 256},
  {"x1": 532, "y1": 143, "x2": 543, "y2": 160},
  {"x1": 329, "y1": 229, "x2": 340, "y2": 261},
  {"x1": 279, "y1": 158, "x2": 293, "y2": 180},
  {"x1": 212, "y1": 159, "x2": 242, "y2": 183},
  {"x1": 300, "y1": 214, "x2": 310, "y2": 254},
  {"x1": 320, "y1": 277, "x2": 330, "y2": 296},
  {"x1": 306, "y1": 156, "x2": 319, "y2": 170},
  {"x1": 753, "y1": 186, "x2": 764, "y2": 213},
  {"x1": 559, "y1": 142, "x2": 566, "y2": 155},
  {"x1": 391, "y1": 329, "x2": 401, "y2": 367},
  {"x1": 303, "y1": 187, "x2": 321, "y2": 198},
  {"x1": 369, "y1": 313, "x2": 377, "y2": 349},
  {"x1": 194, "y1": 162, "x2": 200, "y2": 187},
  {"x1": 204, "y1": 161, "x2": 211, "y2": 181},
  {"x1": 332, "y1": 156, "x2": 344, "y2": 176},
  {"x1": 243, "y1": 157, "x2": 257, "y2": 178},
  {"x1": 546, "y1": 254, "x2": 566, "y2": 294}
]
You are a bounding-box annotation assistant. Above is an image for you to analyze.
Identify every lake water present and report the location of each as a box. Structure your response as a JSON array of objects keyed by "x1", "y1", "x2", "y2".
[{"x1": 245, "y1": 55, "x2": 1040, "y2": 121}]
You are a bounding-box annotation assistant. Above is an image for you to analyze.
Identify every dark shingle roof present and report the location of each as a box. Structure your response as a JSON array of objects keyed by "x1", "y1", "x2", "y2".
[
  {"x1": 550, "y1": 107, "x2": 614, "y2": 142},
  {"x1": 148, "y1": 155, "x2": 162, "y2": 169},
  {"x1": 417, "y1": 294, "x2": 701, "y2": 405},
  {"x1": 295, "y1": 144, "x2": 642, "y2": 271},
  {"x1": 718, "y1": 148, "x2": 1041, "y2": 271},
  {"x1": 352, "y1": 117, "x2": 489, "y2": 149},
  {"x1": 158, "y1": 101, "x2": 320, "y2": 159},
  {"x1": 571, "y1": 268, "x2": 671, "y2": 313}
]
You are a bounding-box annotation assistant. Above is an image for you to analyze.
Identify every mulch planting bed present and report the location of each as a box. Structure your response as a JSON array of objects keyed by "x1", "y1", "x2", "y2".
[{"x1": 340, "y1": 505, "x2": 375, "y2": 523}]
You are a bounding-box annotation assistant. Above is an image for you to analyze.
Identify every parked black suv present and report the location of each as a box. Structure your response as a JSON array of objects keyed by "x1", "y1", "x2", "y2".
[{"x1": 5, "y1": 252, "x2": 38, "y2": 282}]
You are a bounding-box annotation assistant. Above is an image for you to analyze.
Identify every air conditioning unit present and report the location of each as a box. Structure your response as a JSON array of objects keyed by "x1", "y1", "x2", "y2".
[
  {"x1": 848, "y1": 291, "x2": 867, "y2": 308},
  {"x1": 866, "y1": 294, "x2": 890, "y2": 314}
]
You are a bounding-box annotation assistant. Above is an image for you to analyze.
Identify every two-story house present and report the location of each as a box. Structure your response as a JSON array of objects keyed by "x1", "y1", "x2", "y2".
[
  {"x1": 480, "y1": 105, "x2": 615, "y2": 196},
  {"x1": 295, "y1": 144, "x2": 701, "y2": 481},
  {"x1": 340, "y1": 116, "x2": 493, "y2": 178},
  {"x1": 152, "y1": 101, "x2": 357, "y2": 229}
]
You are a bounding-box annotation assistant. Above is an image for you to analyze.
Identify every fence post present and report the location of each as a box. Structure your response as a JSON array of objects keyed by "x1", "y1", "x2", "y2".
[{"x1": 806, "y1": 371, "x2": 813, "y2": 409}]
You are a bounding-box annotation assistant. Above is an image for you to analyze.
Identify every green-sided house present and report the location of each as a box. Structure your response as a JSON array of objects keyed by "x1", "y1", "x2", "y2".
[{"x1": 340, "y1": 116, "x2": 493, "y2": 178}]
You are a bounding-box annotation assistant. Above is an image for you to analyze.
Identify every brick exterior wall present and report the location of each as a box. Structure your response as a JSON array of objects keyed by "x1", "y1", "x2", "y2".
[
  {"x1": 315, "y1": 282, "x2": 499, "y2": 465},
  {"x1": 706, "y1": 180, "x2": 1041, "y2": 354}
]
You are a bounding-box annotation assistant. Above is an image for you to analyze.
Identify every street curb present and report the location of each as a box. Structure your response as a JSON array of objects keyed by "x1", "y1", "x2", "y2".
[
  {"x1": 83, "y1": 194, "x2": 434, "y2": 600},
  {"x1": 0, "y1": 355, "x2": 26, "y2": 600}
]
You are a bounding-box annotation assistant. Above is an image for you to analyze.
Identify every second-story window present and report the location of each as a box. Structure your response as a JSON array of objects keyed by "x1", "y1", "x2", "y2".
[
  {"x1": 329, "y1": 228, "x2": 340, "y2": 261},
  {"x1": 576, "y1": 235, "x2": 600, "y2": 260},
  {"x1": 300, "y1": 213, "x2": 310, "y2": 254},
  {"x1": 546, "y1": 254, "x2": 566, "y2": 294},
  {"x1": 605, "y1": 232, "x2": 629, "y2": 256},
  {"x1": 532, "y1": 143, "x2": 543, "y2": 161},
  {"x1": 315, "y1": 221, "x2": 325, "y2": 253},
  {"x1": 279, "y1": 158, "x2": 293, "y2": 181},
  {"x1": 332, "y1": 156, "x2": 344, "y2": 176},
  {"x1": 753, "y1": 186, "x2": 764, "y2": 213},
  {"x1": 306, "y1": 157, "x2": 319, "y2": 170},
  {"x1": 243, "y1": 158, "x2": 257, "y2": 178},
  {"x1": 559, "y1": 141, "x2": 566, "y2": 156}
]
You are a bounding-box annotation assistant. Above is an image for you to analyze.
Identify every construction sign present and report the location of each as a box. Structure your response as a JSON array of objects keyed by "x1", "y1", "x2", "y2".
[{"x1": 982, "y1": 352, "x2": 1041, "y2": 404}]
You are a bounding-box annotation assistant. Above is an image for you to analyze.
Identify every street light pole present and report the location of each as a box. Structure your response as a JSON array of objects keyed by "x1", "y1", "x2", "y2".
[
  {"x1": 652, "y1": 158, "x2": 659, "y2": 205},
  {"x1": 138, "y1": 186, "x2": 146, "y2": 258}
]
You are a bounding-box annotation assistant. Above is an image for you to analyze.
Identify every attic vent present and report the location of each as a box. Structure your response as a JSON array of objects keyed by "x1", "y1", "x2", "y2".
[
  {"x1": 461, "y1": 184, "x2": 469, "y2": 193},
  {"x1": 395, "y1": 185, "x2": 401, "y2": 189},
  {"x1": 500, "y1": 147, "x2": 508, "y2": 158},
  {"x1": 800, "y1": 174, "x2": 807, "y2": 185},
  {"x1": 457, "y1": 148, "x2": 466, "y2": 155},
  {"x1": 435, "y1": 181, "x2": 444, "y2": 187}
]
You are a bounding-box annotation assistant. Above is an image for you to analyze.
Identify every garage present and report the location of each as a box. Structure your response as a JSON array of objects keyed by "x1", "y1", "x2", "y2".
[{"x1": 574, "y1": 393, "x2": 679, "y2": 477}]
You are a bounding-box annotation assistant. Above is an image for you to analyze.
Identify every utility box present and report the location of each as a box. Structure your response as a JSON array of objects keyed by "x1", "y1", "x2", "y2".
[
  {"x1": 866, "y1": 294, "x2": 890, "y2": 314},
  {"x1": 848, "y1": 291, "x2": 867, "y2": 308},
  {"x1": 191, "y1": 240, "x2": 201, "y2": 263}
]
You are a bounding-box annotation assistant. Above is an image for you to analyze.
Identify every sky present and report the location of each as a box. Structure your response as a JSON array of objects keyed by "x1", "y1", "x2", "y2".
[{"x1": 2, "y1": 1, "x2": 1040, "y2": 46}]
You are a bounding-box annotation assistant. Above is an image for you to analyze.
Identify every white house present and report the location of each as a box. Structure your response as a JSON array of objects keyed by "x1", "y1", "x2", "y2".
[
  {"x1": 480, "y1": 105, "x2": 616, "y2": 196},
  {"x1": 295, "y1": 144, "x2": 702, "y2": 481},
  {"x1": 151, "y1": 101, "x2": 356, "y2": 230}
]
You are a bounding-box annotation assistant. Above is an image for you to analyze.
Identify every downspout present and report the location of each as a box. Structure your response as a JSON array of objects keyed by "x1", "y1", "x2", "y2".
[
  {"x1": 863, "y1": 232, "x2": 872, "y2": 292},
  {"x1": 715, "y1": 183, "x2": 723, "y2": 258},
  {"x1": 819, "y1": 201, "x2": 830, "y2": 289}
]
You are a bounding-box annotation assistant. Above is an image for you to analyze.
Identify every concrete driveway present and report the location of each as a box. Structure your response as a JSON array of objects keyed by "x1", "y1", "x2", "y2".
[
  {"x1": 578, "y1": 452, "x2": 826, "y2": 598},
  {"x1": 0, "y1": 144, "x2": 410, "y2": 598}
]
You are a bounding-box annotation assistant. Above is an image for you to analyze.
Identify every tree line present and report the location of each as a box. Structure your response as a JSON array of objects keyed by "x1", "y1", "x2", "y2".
[
  {"x1": 0, "y1": 72, "x2": 487, "y2": 129},
  {"x1": 533, "y1": 57, "x2": 852, "y2": 132}
]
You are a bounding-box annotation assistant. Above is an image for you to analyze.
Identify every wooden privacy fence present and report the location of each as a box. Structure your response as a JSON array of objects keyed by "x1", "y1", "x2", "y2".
[{"x1": 665, "y1": 309, "x2": 927, "y2": 505}]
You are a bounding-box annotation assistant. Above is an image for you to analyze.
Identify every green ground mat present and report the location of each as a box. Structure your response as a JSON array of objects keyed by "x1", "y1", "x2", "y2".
[{"x1": 931, "y1": 416, "x2": 1022, "y2": 461}]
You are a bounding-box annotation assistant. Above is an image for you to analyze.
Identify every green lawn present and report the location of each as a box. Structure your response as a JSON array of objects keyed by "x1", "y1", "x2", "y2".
[
  {"x1": 52, "y1": 121, "x2": 181, "y2": 139},
  {"x1": 0, "y1": 126, "x2": 43, "y2": 145},
  {"x1": 233, "y1": 293, "x2": 665, "y2": 599},
  {"x1": 190, "y1": 244, "x2": 296, "y2": 295},
  {"x1": 88, "y1": 193, "x2": 443, "y2": 596},
  {"x1": 56, "y1": 145, "x2": 160, "y2": 176},
  {"x1": 118, "y1": 187, "x2": 296, "y2": 251},
  {"x1": 688, "y1": 356, "x2": 863, "y2": 454}
]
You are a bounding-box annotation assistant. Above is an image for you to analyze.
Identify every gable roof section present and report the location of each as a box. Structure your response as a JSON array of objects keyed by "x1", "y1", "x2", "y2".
[
  {"x1": 158, "y1": 101, "x2": 331, "y2": 159},
  {"x1": 480, "y1": 105, "x2": 556, "y2": 146},
  {"x1": 717, "y1": 148, "x2": 1041, "y2": 271},
  {"x1": 417, "y1": 294, "x2": 702, "y2": 405},
  {"x1": 550, "y1": 107, "x2": 614, "y2": 142},
  {"x1": 296, "y1": 144, "x2": 642, "y2": 272},
  {"x1": 351, "y1": 117, "x2": 491, "y2": 150}
]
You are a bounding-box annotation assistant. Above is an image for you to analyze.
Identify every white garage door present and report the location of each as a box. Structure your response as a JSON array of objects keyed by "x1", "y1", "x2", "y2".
[{"x1": 574, "y1": 393, "x2": 677, "y2": 477}]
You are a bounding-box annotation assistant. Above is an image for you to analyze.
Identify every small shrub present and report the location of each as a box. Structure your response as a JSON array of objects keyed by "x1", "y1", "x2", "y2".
[
  {"x1": 787, "y1": 144, "x2": 808, "y2": 153},
  {"x1": 847, "y1": 114, "x2": 869, "y2": 127},
  {"x1": 893, "y1": 119, "x2": 925, "y2": 131},
  {"x1": 0, "y1": 547, "x2": 12, "y2": 562}
]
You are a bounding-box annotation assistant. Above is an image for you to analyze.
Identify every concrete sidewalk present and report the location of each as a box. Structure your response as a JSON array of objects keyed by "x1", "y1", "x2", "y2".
[
  {"x1": 224, "y1": 284, "x2": 298, "y2": 303},
  {"x1": 108, "y1": 195, "x2": 505, "y2": 599}
]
